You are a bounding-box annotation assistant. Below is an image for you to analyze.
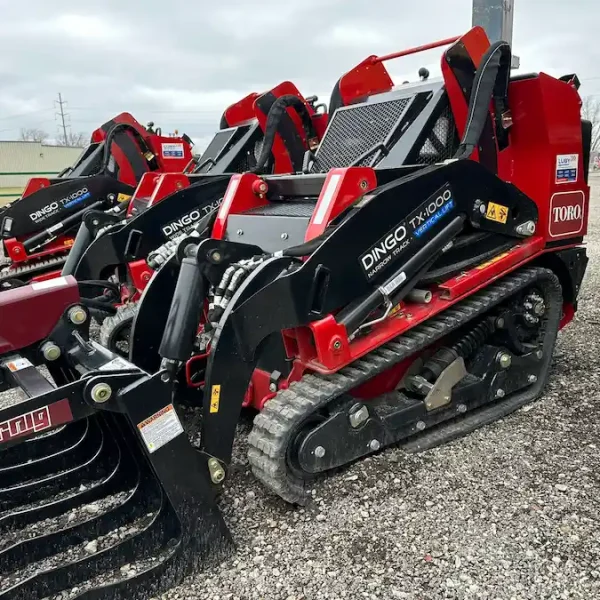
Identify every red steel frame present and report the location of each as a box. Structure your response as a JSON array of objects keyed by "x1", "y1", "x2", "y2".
[
  {"x1": 4, "y1": 113, "x2": 194, "y2": 269},
  {"x1": 211, "y1": 27, "x2": 590, "y2": 409}
]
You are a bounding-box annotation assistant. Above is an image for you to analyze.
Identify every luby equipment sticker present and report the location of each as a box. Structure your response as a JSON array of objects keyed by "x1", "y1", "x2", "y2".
[
  {"x1": 555, "y1": 154, "x2": 578, "y2": 184},
  {"x1": 162, "y1": 143, "x2": 184, "y2": 158}
]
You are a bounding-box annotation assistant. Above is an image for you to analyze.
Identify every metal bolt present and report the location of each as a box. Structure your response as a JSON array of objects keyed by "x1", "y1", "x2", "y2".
[
  {"x1": 269, "y1": 382, "x2": 277, "y2": 393},
  {"x1": 68, "y1": 306, "x2": 87, "y2": 325},
  {"x1": 314, "y1": 446, "x2": 326, "y2": 458},
  {"x1": 474, "y1": 199, "x2": 482, "y2": 207},
  {"x1": 208, "y1": 458, "x2": 226, "y2": 484},
  {"x1": 184, "y1": 244, "x2": 197, "y2": 258},
  {"x1": 369, "y1": 439, "x2": 381, "y2": 452},
  {"x1": 360, "y1": 179, "x2": 368, "y2": 189},
  {"x1": 528, "y1": 374, "x2": 538, "y2": 383},
  {"x1": 91, "y1": 383, "x2": 112, "y2": 404},
  {"x1": 41, "y1": 342, "x2": 61, "y2": 361},
  {"x1": 516, "y1": 220, "x2": 536, "y2": 236},
  {"x1": 210, "y1": 250, "x2": 222, "y2": 263},
  {"x1": 236, "y1": 229, "x2": 244, "y2": 236},
  {"x1": 349, "y1": 405, "x2": 369, "y2": 428},
  {"x1": 497, "y1": 352, "x2": 512, "y2": 369},
  {"x1": 457, "y1": 404, "x2": 467, "y2": 414},
  {"x1": 496, "y1": 388, "x2": 506, "y2": 398},
  {"x1": 416, "y1": 421, "x2": 426, "y2": 431},
  {"x1": 524, "y1": 313, "x2": 539, "y2": 325},
  {"x1": 161, "y1": 372, "x2": 170, "y2": 383},
  {"x1": 333, "y1": 340, "x2": 342, "y2": 350},
  {"x1": 496, "y1": 317, "x2": 505, "y2": 329},
  {"x1": 479, "y1": 204, "x2": 486, "y2": 215},
  {"x1": 92, "y1": 219, "x2": 99, "y2": 226},
  {"x1": 107, "y1": 194, "x2": 116, "y2": 201},
  {"x1": 535, "y1": 350, "x2": 543, "y2": 360},
  {"x1": 281, "y1": 232, "x2": 289, "y2": 240},
  {"x1": 533, "y1": 302, "x2": 545, "y2": 316}
]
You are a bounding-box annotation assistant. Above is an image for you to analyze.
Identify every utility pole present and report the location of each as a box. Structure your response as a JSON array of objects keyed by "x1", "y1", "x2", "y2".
[
  {"x1": 55, "y1": 93, "x2": 70, "y2": 145},
  {"x1": 472, "y1": 0, "x2": 519, "y2": 67}
]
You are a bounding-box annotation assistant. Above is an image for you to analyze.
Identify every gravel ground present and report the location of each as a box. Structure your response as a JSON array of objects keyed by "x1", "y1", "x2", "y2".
[
  {"x1": 2, "y1": 177, "x2": 600, "y2": 600},
  {"x1": 162, "y1": 174, "x2": 600, "y2": 600}
]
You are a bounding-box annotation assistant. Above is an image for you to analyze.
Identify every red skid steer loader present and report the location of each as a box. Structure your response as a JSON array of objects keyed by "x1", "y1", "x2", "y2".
[
  {"x1": 0, "y1": 27, "x2": 591, "y2": 599},
  {"x1": 15, "y1": 83, "x2": 328, "y2": 356},
  {"x1": 0, "y1": 114, "x2": 194, "y2": 286}
]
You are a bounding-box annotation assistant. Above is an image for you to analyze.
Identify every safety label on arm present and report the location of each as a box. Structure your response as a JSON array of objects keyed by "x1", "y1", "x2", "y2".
[{"x1": 137, "y1": 404, "x2": 184, "y2": 453}]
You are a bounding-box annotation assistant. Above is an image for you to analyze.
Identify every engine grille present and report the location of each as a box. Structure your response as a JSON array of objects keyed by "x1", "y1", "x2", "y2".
[
  {"x1": 312, "y1": 97, "x2": 411, "y2": 172},
  {"x1": 243, "y1": 200, "x2": 316, "y2": 217},
  {"x1": 229, "y1": 138, "x2": 264, "y2": 173},
  {"x1": 414, "y1": 103, "x2": 459, "y2": 165}
]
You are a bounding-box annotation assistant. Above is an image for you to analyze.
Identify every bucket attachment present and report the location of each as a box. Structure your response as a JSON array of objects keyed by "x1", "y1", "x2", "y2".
[{"x1": 0, "y1": 321, "x2": 232, "y2": 599}]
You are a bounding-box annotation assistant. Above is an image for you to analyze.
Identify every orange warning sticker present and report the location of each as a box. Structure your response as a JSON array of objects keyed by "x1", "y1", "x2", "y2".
[
  {"x1": 210, "y1": 385, "x2": 221, "y2": 413},
  {"x1": 475, "y1": 251, "x2": 511, "y2": 271},
  {"x1": 485, "y1": 202, "x2": 509, "y2": 224},
  {"x1": 3, "y1": 357, "x2": 33, "y2": 372},
  {"x1": 137, "y1": 404, "x2": 184, "y2": 454}
]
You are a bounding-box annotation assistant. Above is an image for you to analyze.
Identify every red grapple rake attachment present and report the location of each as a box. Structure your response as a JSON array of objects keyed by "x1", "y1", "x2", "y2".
[{"x1": 0, "y1": 283, "x2": 231, "y2": 599}]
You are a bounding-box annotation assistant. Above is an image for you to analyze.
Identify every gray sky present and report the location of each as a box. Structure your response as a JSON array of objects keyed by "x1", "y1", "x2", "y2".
[{"x1": 0, "y1": 0, "x2": 599, "y2": 150}]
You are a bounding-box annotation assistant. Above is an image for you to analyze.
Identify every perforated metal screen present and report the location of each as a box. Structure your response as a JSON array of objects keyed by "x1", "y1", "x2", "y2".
[
  {"x1": 414, "y1": 103, "x2": 459, "y2": 165},
  {"x1": 312, "y1": 97, "x2": 411, "y2": 172}
]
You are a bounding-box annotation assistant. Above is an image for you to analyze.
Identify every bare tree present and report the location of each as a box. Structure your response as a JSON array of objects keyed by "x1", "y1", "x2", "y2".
[
  {"x1": 582, "y1": 96, "x2": 600, "y2": 153},
  {"x1": 55, "y1": 131, "x2": 88, "y2": 147},
  {"x1": 19, "y1": 128, "x2": 49, "y2": 143}
]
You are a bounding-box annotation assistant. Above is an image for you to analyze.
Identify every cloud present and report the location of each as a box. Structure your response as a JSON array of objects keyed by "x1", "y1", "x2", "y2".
[
  {"x1": 316, "y1": 24, "x2": 390, "y2": 49},
  {"x1": 0, "y1": 0, "x2": 598, "y2": 149}
]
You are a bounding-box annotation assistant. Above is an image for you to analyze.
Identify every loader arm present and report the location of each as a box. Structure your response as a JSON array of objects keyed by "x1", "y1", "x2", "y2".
[
  {"x1": 196, "y1": 158, "x2": 539, "y2": 467},
  {"x1": 71, "y1": 176, "x2": 231, "y2": 282}
]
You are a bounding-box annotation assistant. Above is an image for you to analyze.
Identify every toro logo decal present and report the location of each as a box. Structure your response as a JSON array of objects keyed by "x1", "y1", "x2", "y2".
[{"x1": 549, "y1": 191, "x2": 586, "y2": 238}]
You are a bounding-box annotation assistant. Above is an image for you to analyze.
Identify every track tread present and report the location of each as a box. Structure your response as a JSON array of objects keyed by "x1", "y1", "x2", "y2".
[
  {"x1": 247, "y1": 267, "x2": 561, "y2": 505},
  {"x1": 0, "y1": 255, "x2": 67, "y2": 283},
  {"x1": 99, "y1": 303, "x2": 139, "y2": 351}
]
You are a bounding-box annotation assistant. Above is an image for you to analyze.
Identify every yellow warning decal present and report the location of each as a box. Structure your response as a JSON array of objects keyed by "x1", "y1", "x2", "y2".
[
  {"x1": 485, "y1": 201, "x2": 509, "y2": 224},
  {"x1": 117, "y1": 193, "x2": 132, "y2": 203},
  {"x1": 476, "y1": 251, "x2": 511, "y2": 270},
  {"x1": 210, "y1": 385, "x2": 221, "y2": 413}
]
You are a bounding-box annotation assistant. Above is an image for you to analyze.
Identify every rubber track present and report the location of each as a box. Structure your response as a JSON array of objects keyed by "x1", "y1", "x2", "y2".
[
  {"x1": 99, "y1": 303, "x2": 139, "y2": 350},
  {"x1": 0, "y1": 255, "x2": 67, "y2": 283},
  {"x1": 247, "y1": 266, "x2": 559, "y2": 505}
]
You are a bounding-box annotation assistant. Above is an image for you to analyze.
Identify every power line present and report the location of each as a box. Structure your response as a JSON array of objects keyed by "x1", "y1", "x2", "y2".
[
  {"x1": 0, "y1": 108, "x2": 53, "y2": 122},
  {"x1": 55, "y1": 93, "x2": 70, "y2": 145}
]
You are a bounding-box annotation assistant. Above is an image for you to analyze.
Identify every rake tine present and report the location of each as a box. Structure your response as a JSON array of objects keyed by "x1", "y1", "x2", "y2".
[
  {"x1": 0, "y1": 420, "x2": 87, "y2": 467},
  {"x1": 0, "y1": 421, "x2": 98, "y2": 489},
  {"x1": 0, "y1": 441, "x2": 149, "y2": 576},
  {"x1": 0, "y1": 421, "x2": 129, "y2": 533},
  {"x1": 0, "y1": 447, "x2": 168, "y2": 599},
  {"x1": 0, "y1": 420, "x2": 107, "y2": 512}
]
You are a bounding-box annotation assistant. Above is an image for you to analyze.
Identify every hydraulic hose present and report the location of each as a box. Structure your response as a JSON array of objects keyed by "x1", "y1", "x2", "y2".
[
  {"x1": 454, "y1": 40, "x2": 512, "y2": 161},
  {"x1": 253, "y1": 95, "x2": 319, "y2": 174},
  {"x1": 100, "y1": 122, "x2": 157, "y2": 175}
]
